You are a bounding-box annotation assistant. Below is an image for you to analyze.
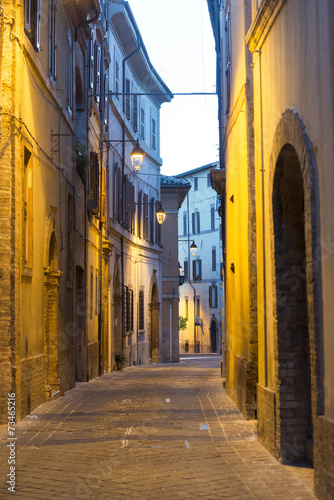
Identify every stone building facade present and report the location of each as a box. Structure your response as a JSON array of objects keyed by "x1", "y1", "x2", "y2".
[
  {"x1": 207, "y1": 0, "x2": 334, "y2": 498},
  {"x1": 0, "y1": 0, "x2": 171, "y2": 423},
  {"x1": 176, "y1": 163, "x2": 224, "y2": 355},
  {"x1": 160, "y1": 175, "x2": 190, "y2": 363}
]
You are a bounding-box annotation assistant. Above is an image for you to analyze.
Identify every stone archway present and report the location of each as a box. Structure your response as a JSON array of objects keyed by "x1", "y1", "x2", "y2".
[
  {"x1": 210, "y1": 318, "x2": 218, "y2": 353},
  {"x1": 113, "y1": 258, "x2": 122, "y2": 356},
  {"x1": 269, "y1": 109, "x2": 323, "y2": 464},
  {"x1": 44, "y1": 229, "x2": 62, "y2": 394},
  {"x1": 149, "y1": 272, "x2": 160, "y2": 363},
  {"x1": 75, "y1": 266, "x2": 86, "y2": 381}
]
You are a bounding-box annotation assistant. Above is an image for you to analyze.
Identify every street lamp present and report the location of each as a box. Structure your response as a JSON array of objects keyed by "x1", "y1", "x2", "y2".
[
  {"x1": 129, "y1": 139, "x2": 146, "y2": 172},
  {"x1": 155, "y1": 203, "x2": 166, "y2": 225},
  {"x1": 135, "y1": 200, "x2": 166, "y2": 225},
  {"x1": 190, "y1": 240, "x2": 197, "y2": 257}
]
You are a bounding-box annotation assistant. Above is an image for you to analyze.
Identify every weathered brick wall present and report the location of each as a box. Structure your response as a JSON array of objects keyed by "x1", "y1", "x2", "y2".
[
  {"x1": 257, "y1": 384, "x2": 278, "y2": 459},
  {"x1": 226, "y1": 350, "x2": 257, "y2": 420},
  {"x1": 58, "y1": 345, "x2": 76, "y2": 392},
  {"x1": 87, "y1": 341, "x2": 99, "y2": 380},
  {"x1": 314, "y1": 416, "x2": 334, "y2": 500},
  {"x1": 20, "y1": 355, "x2": 45, "y2": 417}
]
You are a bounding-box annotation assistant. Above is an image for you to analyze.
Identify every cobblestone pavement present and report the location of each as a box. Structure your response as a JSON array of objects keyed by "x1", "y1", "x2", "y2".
[{"x1": 0, "y1": 355, "x2": 315, "y2": 499}]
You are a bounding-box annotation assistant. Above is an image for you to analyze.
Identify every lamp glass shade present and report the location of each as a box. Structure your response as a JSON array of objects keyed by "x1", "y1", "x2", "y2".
[
  {"x1": 130, "y1": 140, "x2": 146, "y2": 172},
  {"x1": 190, "y1": 240, "x2": 197, "y2": 257},
  {"x1": 156, "y1": 206, "x2": 166, "y2": 225}
]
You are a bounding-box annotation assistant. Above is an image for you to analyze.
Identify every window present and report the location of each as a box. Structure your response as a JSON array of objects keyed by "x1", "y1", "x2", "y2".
[
  {"x1": 95, "y1": 272, "x2": 98, "y2": 315},
  {"x1": 209, "y1": 285, "x2": 218, "y2": 308},
  {"x1": 23, "y1": 146, "x2": 33, "y2": 270},
  {"x1": 24, "y1": 0, "x2": 41, "y2": 51},
  {"x1": 90, "y1": 152, "x2": 99, "y2": 214},
  {"x1": 89, "y1": 30, "x2": 94, "y2": 90},
  {"x1": 67, "y1": 194, "x2": 73, "y2": 280},
  {"x1": 138, "y1": 190, "x2": 143, "y2": 238},
  {"x1": 185, "y1": 298, "x2": 189, "y2": 319},
  {"x1": 193, "y1": 259, "x2": 202, "y2": 281},
  {"x1": 211, "y1": 205, "x2": 215, "y2": 230},
  {"x1": 212, "y1": 248, "x2": 216, "y2": 271},
  {"x1": 150, "y1": 197, "x2": 155, "y2": 243},
  {"x1": 140, "y1": 108, "x2": 145, "y2": 141},
  {"x1": 192, "y1": 211, "x2": 200, "y2": 234},
  {"x1": 183, "y1": 212, "x2": 187, "y2": 236},
  {"x1": 184, "y1": 260, "x2": 188, "y2": 281},
  {"x1": 90, "y1": 271, "x2": 93, "y2": 320},
  {"x1": 143, "y1": 193, "x2": 149, "y2": 239},
  {"x1": 49, "y1": 0, "x2": 57, "y2": 81},
  {"x1": 196, "y1": 298, "x2": 200, "y2": 318},
  {"x1": 194, "y1": 177, "x2": 198, "y2": 191},
  {"x1": 225, "y1": 8, "x2": 231, "y2": 115},
  {"x1": 133, "y1": 94, "x2": 138, "y2": 132},
  {"x1": 207, "y1": 173, "x2": 211, "y2": 187},
  {"x1": 151, "y1": 118, "x2": 156, "y2": 150},
  {"x1": 67, "y1": 31, "x2": 73, "y2": 114},
  {"x1": 123, "y1": 286, "x2": 134, "y2": 333},
  {"x1": 94, "y1": 42, "x2": 101, "y2": 103},
  {"x1": 104, "y1": 74, "x2": 109, "y2": 128},
  {"x1": 139, "y1": 290, "x2": 144, "y2": 330},
  {"x1": 125, "y1": 79, "x2": 130, "y2": 120},
  {"x1": 115, "y1": 60, "x2": 119, "y2": 98}
]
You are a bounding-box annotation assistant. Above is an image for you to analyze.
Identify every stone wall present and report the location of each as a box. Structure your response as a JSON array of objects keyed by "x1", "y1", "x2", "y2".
[
  {"x1": 20, "y1": 355, "x2": 45, "y2": 418},
  {"x1": 88, "y1": 341, "x2": 100, "y2": 380},
  {"x1": 314, "y1": 416, "x2": 334, "y2": 500}
]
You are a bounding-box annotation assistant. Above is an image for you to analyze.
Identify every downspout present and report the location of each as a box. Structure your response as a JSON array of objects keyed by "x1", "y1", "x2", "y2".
[
  {"x1": 255, "y1": 48, "x2": 268, "y2": 387},
  {"x1": 75, "y1": 7, "x2": 100, "y2": 42},
  {"x1": 121, "y1": 36, "x2": 141, "y2": 354}
]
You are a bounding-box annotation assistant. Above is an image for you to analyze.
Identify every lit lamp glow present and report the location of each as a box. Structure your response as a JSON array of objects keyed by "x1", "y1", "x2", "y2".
[
  {"x1": 130, "y1": 140, "x2": 146, "y2": 172},
  {"x1": 190, "y1": 240, "x2": 197, "y2": 257},
  {"x1": 156, "y1": 204, "x2": 166, "y2": 225}
]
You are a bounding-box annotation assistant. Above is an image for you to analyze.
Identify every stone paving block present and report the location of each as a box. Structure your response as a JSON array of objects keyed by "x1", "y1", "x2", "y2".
[{"x1": 0, "y1": 356, "x2": 316, "y2": 499}]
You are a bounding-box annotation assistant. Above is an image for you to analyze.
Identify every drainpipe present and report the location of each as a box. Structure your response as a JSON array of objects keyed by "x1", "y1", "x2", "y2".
[
  {"x1": 75, "y1": 7, "x2": 100, "y2": 42},
  {"x1": 254, "y1": 48, "x2": 268, "y2": 387},
  {"x1": 120, "y1": 36, "x2": 141, "y2": 355}
]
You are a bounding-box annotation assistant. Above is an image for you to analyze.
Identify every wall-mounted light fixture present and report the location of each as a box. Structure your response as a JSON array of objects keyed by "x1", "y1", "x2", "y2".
[
  {"x1": 129, "y1": 139, "x2": 146, "y2": 172},
  {"x1": 135, "y1": 200, "x2": 166, "y2": 225},
  {"x1": 190, "y1": 240, "x2": 197, "y2": 257}
]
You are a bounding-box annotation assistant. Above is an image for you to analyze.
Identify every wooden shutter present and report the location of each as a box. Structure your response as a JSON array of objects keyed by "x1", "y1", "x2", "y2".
[
  {"x1": 209, "y1": 286, "x2": 212, "y2": 308},
  {"x1": 139, "y1": 290, "x2": 144, "y2": 330},
  {"x1": 192, "y1": 213, "x2": 195, "y2": 234},
  {"x1": 90, "y1": 152, "x2": 99, "y2": 213},
  {"x1": 100, "y1": 167, "x2": 106, "y2": 223},
  {"x1": 184, "y1": 261, "x2": 188, "y2": 281}
]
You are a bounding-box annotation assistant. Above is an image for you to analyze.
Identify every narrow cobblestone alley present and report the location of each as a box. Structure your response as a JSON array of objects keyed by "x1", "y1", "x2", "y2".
[{"x1": 0, "y1": 356, "x2": 315, "y2": 499}]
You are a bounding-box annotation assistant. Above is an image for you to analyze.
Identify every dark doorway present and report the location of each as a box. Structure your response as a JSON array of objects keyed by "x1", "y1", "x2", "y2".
[
  {"x1": 75, "y1": 267, "x2": 85, "y2": 381},
  {"x1": 273, "y1": 144, "x2": 312, "y2": 464},
  {"x1": 210, "y1": 319, "x2": 217, "y2": 353}
]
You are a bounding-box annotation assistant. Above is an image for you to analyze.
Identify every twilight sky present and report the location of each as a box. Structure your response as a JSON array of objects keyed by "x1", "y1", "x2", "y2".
[{"x1": 129, "y1": 0, "x2": 219, "y2": 176}]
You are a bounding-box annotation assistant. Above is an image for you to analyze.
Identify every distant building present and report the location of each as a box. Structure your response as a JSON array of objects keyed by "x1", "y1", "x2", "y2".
[
  {"x1": 160, "y1": 176, "x2": 190, "y2": 362},
  {"x1": 107, "y1": 3, "x2": 172, "y2": 366},
  {"x1": 176, "y1": 163, "x2": 223, "y2": 354}
]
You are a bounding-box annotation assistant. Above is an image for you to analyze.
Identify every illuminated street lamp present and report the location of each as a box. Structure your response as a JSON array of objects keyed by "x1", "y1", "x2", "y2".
[
  {"x1": 155, "y1": 204, "x2": 166, "y2": 225},
  {"x1": 190, "y1": 240, "x2": 197, "y2": 257},
  {"x1": 130, "y1": 140, "x2": 146, "y2": 172}
]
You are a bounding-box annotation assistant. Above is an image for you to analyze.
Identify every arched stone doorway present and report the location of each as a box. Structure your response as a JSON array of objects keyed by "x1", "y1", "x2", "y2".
[
  {"x1": 269, "y1": 109, "x2": 323, "y2": 465},
  {"x1": 75, "y1": 266, "x2": 86, "y2": 381},
  {"x1": 113, "y1": 258, "x2": 122, "y2": 356},
  {"x1": 273, "y1": 144, "x2": 312, "y2": 463},
  {"x1": 149, "y1": 273, "x2": 160, "y2": 363},
  {"x1": 210, "y1": 318, "x2": 218, "y2": 353},
  {"x1": 44, "y1": 228, "x2": 62, "y2": 394}
]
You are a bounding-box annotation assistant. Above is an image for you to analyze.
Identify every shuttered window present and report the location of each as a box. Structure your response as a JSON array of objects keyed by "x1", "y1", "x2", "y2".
[
  {"x1": 139, "y1": 290, "x2": 144, "y2": 330},
  {"x1": 90, "y1": 152, "x2": 99, "y2": 214}
]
